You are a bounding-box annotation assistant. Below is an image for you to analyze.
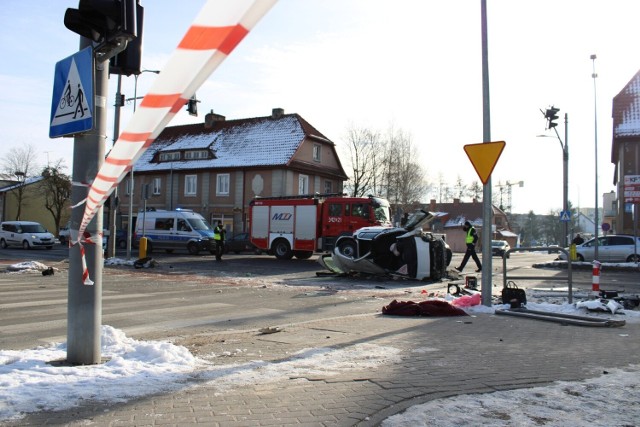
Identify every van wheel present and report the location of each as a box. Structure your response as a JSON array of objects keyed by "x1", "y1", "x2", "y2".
[
  {"x1": 187, "y1": 243, "x2": 199, "y2": 255},
  {"x1": 23, "y1": 240, "x2": 31, "y2": 250},
  {"x1": 0, "y1": 239, "x2": 6, "y2": 249},
  {"x1": 273, "y1": 239, "x2": 293, "y2": 260},
  {"x1": 294, "y1": 251, "x2": 313, "y2": 259},
  {"x1": 59, "y1": 236, "x2": 66, "y2": 245},
  {"x1": 118, "y1": 239, "x2": 127, "y2": 249}
]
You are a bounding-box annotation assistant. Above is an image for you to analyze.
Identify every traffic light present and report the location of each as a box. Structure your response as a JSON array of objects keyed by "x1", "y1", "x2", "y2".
[
  {"x1": 186, "y1": 95, "x2": 199, "y2": 117},
  {"x1": 110, "y1": 1, "x2": 143, "y2": 76},
  {"x1": 64, "y1": 0, "x2": 137, "y2": 59},
  {"x1": 545, "y1": 107, "x2": 560, "y2": 129}
]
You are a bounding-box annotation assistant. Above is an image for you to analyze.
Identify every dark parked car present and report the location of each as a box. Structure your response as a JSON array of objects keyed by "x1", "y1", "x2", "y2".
[{"x1": 224, "y1": 232, "x2": 261, "y2": 254}]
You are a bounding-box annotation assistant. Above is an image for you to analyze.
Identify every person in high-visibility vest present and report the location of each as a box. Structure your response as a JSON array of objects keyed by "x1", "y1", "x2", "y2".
[
  {"x1": 455, "y1": 221, "x2": 482, "y2": 273},
  {"x1": 213, "y1": 220, "x2": 226, "y2": 261}
]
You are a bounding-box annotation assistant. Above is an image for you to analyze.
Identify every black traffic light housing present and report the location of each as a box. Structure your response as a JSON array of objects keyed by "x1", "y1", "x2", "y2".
[
  {"x1": 186, "y1": 95, "x2": 199, "y2": 117},
  {"x1": 64, "y1": 0, "x2": 138, "y2": 60},
  {"x1": 110, "y1": 1, "x2": 143, "y2": 76},
  {"x1": 545, "y1": 107, "x2": 560, "y2": 129}
]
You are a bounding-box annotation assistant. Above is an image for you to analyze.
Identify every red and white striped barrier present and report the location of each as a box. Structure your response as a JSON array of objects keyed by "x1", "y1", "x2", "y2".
[
  {"x1": 74, "y1": 0, "x2": 277, "y2": 284},
  {"x1": 592, "y1": 260, "x2": 601, "y2": 292}
]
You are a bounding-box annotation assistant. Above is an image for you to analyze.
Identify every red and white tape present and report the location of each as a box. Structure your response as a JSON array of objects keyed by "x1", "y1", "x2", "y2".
[{"x1": 74, "y1": 0, "x2": 277, "y2": 284}]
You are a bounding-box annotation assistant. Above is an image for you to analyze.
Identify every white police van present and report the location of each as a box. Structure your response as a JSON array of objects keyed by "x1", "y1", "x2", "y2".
[{"x1": 134, "y1": 209, "x2": 216, "y2": 255}]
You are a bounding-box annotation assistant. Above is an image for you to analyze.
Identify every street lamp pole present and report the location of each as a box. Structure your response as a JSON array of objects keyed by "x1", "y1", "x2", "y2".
[
  {"x1": 126, "y1": 69, "x2": 159, "y2": 259},
  {"x1": 591, "y1": 54, "x2": 599, "y2": 260}
]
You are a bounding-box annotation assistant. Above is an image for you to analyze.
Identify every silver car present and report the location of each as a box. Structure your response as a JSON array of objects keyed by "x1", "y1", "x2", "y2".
[{"x1": 560, "y1": 234, "x2": 640, "y2": 262}]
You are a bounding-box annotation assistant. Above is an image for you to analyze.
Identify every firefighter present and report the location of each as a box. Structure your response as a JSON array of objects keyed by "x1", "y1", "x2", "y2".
[
  {"x1": 213, "y1": 220, "x2": 225, "y2": 261},
  {"x1": 455, "y1": 221, "x2": 482, "y2": 273}
]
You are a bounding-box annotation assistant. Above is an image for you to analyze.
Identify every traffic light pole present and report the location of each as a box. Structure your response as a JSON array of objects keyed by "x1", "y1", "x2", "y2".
[{"x1": 67, "y1": 37, "x2": 105, "y2": 365}]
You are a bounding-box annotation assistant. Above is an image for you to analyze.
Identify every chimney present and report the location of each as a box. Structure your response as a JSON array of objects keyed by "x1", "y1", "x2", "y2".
[
  {"x1": 430, "y1": 199, "x2": 436, "y2": 211},
  {"x1": 453, "y1": 198, "x2": 460, "y2": 205},
  {"x1": 204, "y1": 110, "x2": 226, "y2": 128},
  {"x1": 272, "y1": 108, "x2": 285, "y2": 118}
]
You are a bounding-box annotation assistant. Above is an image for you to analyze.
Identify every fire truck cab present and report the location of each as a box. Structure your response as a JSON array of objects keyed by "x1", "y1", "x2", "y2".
[{"x1": 250, "y1": 193, "x2": 391, "y2": 260}]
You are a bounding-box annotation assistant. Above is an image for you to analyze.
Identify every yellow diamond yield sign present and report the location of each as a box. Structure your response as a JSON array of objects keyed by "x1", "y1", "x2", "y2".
[{"x1": 464, "y1": 141, "x2": 506, "y2": 185}]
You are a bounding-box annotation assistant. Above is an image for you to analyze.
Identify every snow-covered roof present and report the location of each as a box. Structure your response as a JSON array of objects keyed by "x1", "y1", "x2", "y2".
[
  {"x1": 444, "y1": 215, "x2": 483, "y2": 228},
  {"x1": 0, "y1": 176, "x2": 44, "y2": 193},
  {"x1": 134, "y1": 113, "x2": 328, "y2": 173},
  {"x1": 613, "y1": 70, "x2": 640, "y2": 138}
]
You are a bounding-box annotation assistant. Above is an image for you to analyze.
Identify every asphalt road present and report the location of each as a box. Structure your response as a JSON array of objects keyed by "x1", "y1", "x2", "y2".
[{"x1": 1, "y1": 246, "x2": 638, "y2": 355}]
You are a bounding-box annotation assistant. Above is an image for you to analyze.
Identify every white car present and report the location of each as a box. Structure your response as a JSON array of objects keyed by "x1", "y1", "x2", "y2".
[
  {"x1": 0, "y1": 221, "x2": 55, "y2": 250},
  {"x1": 559, "y1": 234, "x2": 640, "y2": 262}
]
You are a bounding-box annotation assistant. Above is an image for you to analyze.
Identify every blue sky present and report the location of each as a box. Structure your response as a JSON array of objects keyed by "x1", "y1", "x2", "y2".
[{"x1": 1, "y1": 0, "x2": 640, "y2": 214}]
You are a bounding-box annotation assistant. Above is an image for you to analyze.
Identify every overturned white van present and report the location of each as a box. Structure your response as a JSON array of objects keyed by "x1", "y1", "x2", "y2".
[{"x1": 134, "y1": 209, "x2": 216, "y2": 255}]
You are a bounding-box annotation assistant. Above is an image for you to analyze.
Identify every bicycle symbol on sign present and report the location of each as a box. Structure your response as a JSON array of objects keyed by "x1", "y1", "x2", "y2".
[{"x1": 59, "y1": 80, "x2": 75, "y2": 109}]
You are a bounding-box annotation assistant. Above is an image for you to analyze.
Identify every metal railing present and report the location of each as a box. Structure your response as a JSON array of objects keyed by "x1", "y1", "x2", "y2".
[{"x1": 502, "y1": 246, "x2": 573, "y2": 303}]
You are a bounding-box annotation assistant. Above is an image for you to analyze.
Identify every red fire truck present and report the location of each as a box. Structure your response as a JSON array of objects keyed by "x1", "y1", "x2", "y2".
[{"x1": 249, "y1": 193, "x2": 391, "y2": 259}]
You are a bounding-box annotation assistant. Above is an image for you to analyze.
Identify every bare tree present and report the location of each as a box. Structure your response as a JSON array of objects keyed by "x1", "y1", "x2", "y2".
[
  {"x1": 432, "y1": 172, "x2": 453, "y2": 203},
  {"x1": 342, "y1": 126, "x2": 383, "y2": 197},
  {"x1": 39, "y1": 160, "x2": 72, "y2": 236},
  {"x1": 454, "y1": 175, "x2": 467, "y2": 200},
  {"x1": 1, "y1": 145, "x2": 40, "y2": 220},
  {"x1": 379, "y1": 126, "x2": 429, "y2": 211},
  {"x1": 469, "y1": 180, "x2": 483, "y2": 201}
]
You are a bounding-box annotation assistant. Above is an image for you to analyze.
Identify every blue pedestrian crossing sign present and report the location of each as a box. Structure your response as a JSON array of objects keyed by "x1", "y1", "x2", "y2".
[
  {"x1": 49, "y1": 47, "x2": 93, "y2": 138},
  {"x1": 559, "y1": 210, "x2": 571, "y2": 222}
]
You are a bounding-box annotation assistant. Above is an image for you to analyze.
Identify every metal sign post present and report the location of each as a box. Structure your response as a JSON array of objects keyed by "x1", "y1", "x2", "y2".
[{"x1": 66, "y1": 40, "x2": 105, "y2": 365}]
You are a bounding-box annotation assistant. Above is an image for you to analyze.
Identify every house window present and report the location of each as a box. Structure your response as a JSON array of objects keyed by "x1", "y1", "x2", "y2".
[
  {"x1": 313, "y1": 144, "x2": 321, "y2": 162},
  {"x1": 159, "y1": 152, "x2": 181, "y2": 162},
  {"x1": 216, "y1": 173, "x2": 230, "y2": 196},
  {"x1": 152, "y1": 178, "x2": 161, "y2": 195},
  {"x1": 298, "y1": 174, "x2": 309, "y2": 194},
  {"x1": 324, "y1": 180, "x2": 332, "y2": 193},
  {"x1": 185, "y1": 175, "x2": 197, "y2": 196},
  {"x1": 184, "y1": 150, "x2": 209, "y2": 160}
]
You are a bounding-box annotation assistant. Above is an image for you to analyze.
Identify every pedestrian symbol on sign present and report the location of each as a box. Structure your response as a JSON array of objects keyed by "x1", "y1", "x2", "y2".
[{"x1": 559, "y1": 210, "x2": 571, "y2": 222}]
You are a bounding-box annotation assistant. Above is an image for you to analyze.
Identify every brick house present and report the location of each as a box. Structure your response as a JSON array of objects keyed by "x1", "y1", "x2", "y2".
[
  {"x1": 611, "y1": 69, "x2": 640, "y2": 234},
  {"x1": 116, "y1": 108, "x2": 348, "y2": 235},
  {"x1": 425, "y1": 198, "x2": 516, "y2": 253}
]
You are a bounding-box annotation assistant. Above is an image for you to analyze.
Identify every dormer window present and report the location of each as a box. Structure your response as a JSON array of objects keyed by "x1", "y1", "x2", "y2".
[
  {"x1": 184, "y1": 150, "x2": 210, "y2": 160},
  {"x1": 159, "y1": 152, "x2": 180, "y2": 161},
  {"x1": 313, "y1": 144, "x2": 321, "y2": 162}
]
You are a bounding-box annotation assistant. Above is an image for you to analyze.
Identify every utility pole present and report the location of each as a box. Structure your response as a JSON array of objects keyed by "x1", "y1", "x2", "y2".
[
  {"x1": 480, "y1": 0, "x2": 493, "y2": 307},
  {"x1": 63, "y1": 0, "x2": 140, "y2": 365},
  {"x1": 67, "y1": 37, "x2": 105, "y2": 365}
]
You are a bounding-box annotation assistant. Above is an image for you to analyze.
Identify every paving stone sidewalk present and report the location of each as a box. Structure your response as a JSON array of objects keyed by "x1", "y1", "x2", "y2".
[{"x1": 9, "y1": 308, "x2": 640, "y2": 427}]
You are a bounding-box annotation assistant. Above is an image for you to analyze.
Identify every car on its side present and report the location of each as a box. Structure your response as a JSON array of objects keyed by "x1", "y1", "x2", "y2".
[
  {"x1": 318, "y1": 210, "x2": 450, "y2": 281},
  {"x1": 224, "y1": 232, "x2": 261, "y2": 254},
  {"x1": 558, "y1": 234, "x2": 640, "y2": 262},
  {"x1": 491, "y1": 240, "x2": 510, "y2": 258},
  {"x1": 0, "y1": 221, "x2": 55, "y2": 250}
]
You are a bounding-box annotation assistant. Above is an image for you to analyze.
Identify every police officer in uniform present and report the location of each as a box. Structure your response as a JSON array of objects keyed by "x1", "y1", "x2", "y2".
[
  {"x1": 213, "y1": 220, "x2": 225, "y2": 261},
  {"x1": 455, "y1": 221, "x2": 482, "y2": 272}
]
